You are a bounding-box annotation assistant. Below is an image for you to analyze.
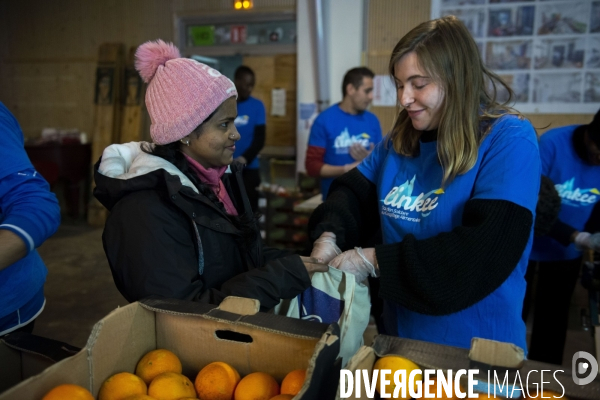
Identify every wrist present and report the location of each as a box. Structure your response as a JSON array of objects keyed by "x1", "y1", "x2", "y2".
[{"x1": 343, "y1": 162, "x2": 358, "y2": 173}]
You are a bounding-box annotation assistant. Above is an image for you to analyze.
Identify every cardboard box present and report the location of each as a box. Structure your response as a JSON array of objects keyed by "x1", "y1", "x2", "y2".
[
  {"x1": 0, "y1": 333, "x2": 80, "y2": 394},
  {"x1": 342, "y1": 335, "x2": 600, "y2": 400},
  {"x1": 0, "y1": 296, "x2": 340, "y2": 399}
]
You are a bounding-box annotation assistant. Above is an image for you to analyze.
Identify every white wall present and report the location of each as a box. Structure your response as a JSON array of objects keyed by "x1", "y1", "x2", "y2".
[
  {"x1": 296, "y1": 0, "x2": 364, "y2": 174},
  {"x1": 327, "y1": 0, "x2": 364, "y2": 105}
]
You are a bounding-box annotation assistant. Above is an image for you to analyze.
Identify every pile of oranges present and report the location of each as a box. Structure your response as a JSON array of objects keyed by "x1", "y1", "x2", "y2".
[{"x1": 41, "y1": 348, "x2": 306, "y2": 400}]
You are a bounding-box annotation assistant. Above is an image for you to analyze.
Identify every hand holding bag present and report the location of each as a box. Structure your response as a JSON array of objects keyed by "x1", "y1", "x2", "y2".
[{"x1": 275, "y1": 266, "x2": 371, "y2": 367}]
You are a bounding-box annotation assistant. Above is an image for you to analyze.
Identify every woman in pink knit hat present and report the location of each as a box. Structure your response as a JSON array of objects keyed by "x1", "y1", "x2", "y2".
[{"x1": 93, "y1": 40, "x2": 326, "y2": 309}]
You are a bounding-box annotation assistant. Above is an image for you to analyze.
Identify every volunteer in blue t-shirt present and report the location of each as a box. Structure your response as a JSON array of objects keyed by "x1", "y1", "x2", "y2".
[
  {"x1": 232, "y1": 66, "x2": 266, "y2": 212},
  {"x1": 308, "y1": 16, "x2": 540, "y2": 351},
  {"x1": 0, "y1": 102, "x2": 61, "y2": 336},
  {"x1": 526, "y1": 112, "x2": 600, "y2": 365},
  {"x1": 305, "y1": 67, "x2": 383, "y2": 198}
]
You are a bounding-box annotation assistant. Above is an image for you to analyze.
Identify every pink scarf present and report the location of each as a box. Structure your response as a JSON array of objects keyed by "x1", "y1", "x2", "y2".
[{"x1": 183, "y1": 154, "x2": 238, "y2": 216}]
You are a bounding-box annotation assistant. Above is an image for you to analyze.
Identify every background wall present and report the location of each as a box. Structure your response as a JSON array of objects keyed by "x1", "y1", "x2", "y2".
[
  {"x1": 328, "y1": 0, "x2": 364, "y2": 106},
  {"x1": 296, "y1": 0, "x2": 364, "y2": 172},
  {"x1": 1, "y1": 0, "x2": 594, "y2": 142},
  {"x1": 0, "y1": 0, "x2": 295, "y2": 140}
]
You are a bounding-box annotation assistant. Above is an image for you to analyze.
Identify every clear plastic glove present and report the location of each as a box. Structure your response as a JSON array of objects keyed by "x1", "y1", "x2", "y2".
[
  {"x1": 310, "y1": 232, "x2": 342, "y2": 264},
  {"x1": 575, "y1": 232, "x2": 600, "y2": 252},
  {"x1": 329, "y1": 247, "x2": 379, "y2": 283},
  {"x1": 349, "y1": 142, "x2": 374, "y2": 162}
]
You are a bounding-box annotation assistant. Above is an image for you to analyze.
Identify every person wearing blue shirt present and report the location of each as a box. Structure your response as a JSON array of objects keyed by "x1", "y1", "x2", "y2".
[
  {"x1": 0, "y1": 102, "x2": 61, "y2": 336},
  {"x1": 305, "y1": 67, "x2": 383, "y2": 198},
  {"x1": 232, "y1": 66, "x2": 266, "y2": 212},
  {"x1": 526, "y1": 112, "x2": 600, "y2": 365},
  {"x1": 308, "y1": 16, "x2": 540, "y2": 351}
]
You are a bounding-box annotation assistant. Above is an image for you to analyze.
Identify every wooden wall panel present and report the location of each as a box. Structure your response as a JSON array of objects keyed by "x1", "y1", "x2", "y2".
[
  {"x1": 243, "y1": 54, "x2": 297, "y2": 147},
  {"x1": 366, "y1": 0, "x2": 431, "y2": 133},
  {"x1": 365, "y1": 0, "x2": 595, "y2": 135},
  {"x1": 0, "y1": 0, "x2": 295, "y2": 139},
  {"x1": 1, "y1": 62, "x2": 96, "y2": 138},
  {"x1": 527, "y1": 113, "x2": 593, "y2": 135}
]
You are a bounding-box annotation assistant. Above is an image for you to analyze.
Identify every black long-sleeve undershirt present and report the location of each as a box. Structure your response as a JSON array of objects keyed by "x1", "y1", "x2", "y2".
[{"x1": 308, "y1": 168, "x2": 533, "y2": 316}]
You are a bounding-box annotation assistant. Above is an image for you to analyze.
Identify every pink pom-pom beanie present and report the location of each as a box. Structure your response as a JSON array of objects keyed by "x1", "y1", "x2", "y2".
[{"x1": 135, "y1": 39, "x2": 237, "y2": 145}]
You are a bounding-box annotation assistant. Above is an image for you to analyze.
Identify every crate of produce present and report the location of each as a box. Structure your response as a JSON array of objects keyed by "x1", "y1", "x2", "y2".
[{"x1": 0, "y1": 297, "x2": 341, "y2": 400}]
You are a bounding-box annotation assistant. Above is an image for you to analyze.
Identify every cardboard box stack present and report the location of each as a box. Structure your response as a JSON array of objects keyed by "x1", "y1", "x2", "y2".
[{"x1": 0, "y1": 296, "x2": 341, "y2": 400}]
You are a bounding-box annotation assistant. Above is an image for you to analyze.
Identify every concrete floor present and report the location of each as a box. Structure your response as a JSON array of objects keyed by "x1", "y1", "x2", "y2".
[
  {"x1": 33, "y1": 220, "x2": 128, "y2": 349},
  {"x1": 33, "y1": 220, "x2": 596, "y2": 367}
]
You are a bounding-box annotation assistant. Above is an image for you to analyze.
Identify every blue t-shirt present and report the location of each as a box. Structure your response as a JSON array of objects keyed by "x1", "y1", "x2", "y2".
[
  {"x1": 308, "y1": 104, "x2": 382, "y2": 197},
  {"x1": 358, "y1": 115, "x2": 540, "y2": 351},
  {"x1": 530, "y1": 125, "x2": 600, "y2": 261},
  {"x1": 0, "y1": 102, "x2": 60, "y2": 321},
  {"x1": 233, "y1": 96, "x2": 266, "y2": 170}
]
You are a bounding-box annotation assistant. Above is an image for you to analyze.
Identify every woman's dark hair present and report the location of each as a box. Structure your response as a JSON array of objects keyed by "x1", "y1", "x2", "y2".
[{"x1": 141, "y1": 140, "x2": 260, "y2": 247}]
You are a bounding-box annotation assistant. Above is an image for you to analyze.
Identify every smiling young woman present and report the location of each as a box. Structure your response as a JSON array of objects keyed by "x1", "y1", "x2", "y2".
[{"x1": 308, "y1": 16, "x2": 541, "y2": 352}]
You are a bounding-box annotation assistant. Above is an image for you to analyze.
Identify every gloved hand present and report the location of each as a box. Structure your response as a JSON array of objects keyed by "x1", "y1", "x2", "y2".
[
  {"x1": 575, "y1": 232, "x2": 600, "y2": 252},
  {"x1": 310, "y1": 232, "x2": 342, "y2": 264},
  {"x1": 349, "y1": 142, "x2": 375, "y2": 162},
  {"x1": 329, "y1": 247, "x2": 379, "y2": 283}
]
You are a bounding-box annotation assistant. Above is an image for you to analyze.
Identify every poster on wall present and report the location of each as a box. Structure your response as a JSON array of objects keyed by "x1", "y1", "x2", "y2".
[{"x1": 431, "y1": 0, "x2": 600, "y2": 113}]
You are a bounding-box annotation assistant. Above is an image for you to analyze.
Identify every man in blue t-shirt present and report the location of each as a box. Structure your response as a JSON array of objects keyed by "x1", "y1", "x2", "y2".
[
  {"x1": 0, "y1": 102, "x2": 61, "y2": 336},
  {"x1": 526, "y1": 110, "x2": 600, "y2": 365},
  {"x1": 305, "y1": 67, "x2": 383, "y2": 198},
  {"x1": 233, "y1": 66, "x2": 266, "y2": 212}
]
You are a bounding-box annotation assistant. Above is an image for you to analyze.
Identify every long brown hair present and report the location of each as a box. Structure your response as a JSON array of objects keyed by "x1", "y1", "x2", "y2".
[{"x1": 388, "y1": 15, "x2": 521, "y2": 186}]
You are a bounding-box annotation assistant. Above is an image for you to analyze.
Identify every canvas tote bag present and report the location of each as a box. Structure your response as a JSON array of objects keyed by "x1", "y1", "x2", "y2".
[{"x1": 275, "y1": 266, "x2": 371, "y2": 366}]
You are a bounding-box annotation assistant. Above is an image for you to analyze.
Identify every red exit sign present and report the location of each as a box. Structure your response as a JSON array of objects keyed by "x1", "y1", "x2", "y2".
[{"x1": 230, "y1": 26, "x2": 247, "y2": 44}]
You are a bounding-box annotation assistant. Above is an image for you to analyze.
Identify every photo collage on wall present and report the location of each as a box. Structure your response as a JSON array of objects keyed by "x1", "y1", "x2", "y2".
[{"x1": 435, "y1": 0, "x2": 600, "y2": 112}]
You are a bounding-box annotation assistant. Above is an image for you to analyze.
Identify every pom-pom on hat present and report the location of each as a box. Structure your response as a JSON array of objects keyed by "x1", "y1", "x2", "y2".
[{"x1": 135, "y1": 39, "x2": 237, "y2": 145}]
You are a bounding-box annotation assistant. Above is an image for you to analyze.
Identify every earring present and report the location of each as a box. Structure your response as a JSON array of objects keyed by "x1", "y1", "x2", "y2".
[{"x1": 180, "y1": 139, "x2": 190, "y2": 146}]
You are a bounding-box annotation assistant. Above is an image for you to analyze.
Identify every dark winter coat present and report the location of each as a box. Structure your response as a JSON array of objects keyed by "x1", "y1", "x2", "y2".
[{"x1": 93, "y1": 142, "x2": 310, "y2": 310}]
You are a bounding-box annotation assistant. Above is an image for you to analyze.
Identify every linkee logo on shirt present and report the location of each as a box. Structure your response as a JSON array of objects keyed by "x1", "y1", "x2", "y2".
[
  {"x1": 380, "y1": 175, "x2": 444, "y2": 222},
  {"x1": 234, "y1": 115, "x2": 249, "y2": 126},
  {"x1": 555, "y1": 178, "x2": 599, "y2": 207},
  {"x1": 333, "y1": 128, "x2": 371, "y2": 154}
]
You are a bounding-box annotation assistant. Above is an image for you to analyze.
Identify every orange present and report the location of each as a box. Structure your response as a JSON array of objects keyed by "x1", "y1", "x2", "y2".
[
  {"x1": 136, "y1": 349, "x2": 183, "y2": 385},
  {"x1": 234, "y1": 372, "x2": 280, "y2": 400},
  {"x1": 280, "y1": 369, "x2": 306, "y2": 395},
  {"x1": 195, "y1": 361, "x2": 241, "y2": 400},
  {"x1": 269, "y1": 395, "x2": 294, "y2": 400},
  {"x1": 122, "y1": 395, "x2": 157, "y2": 400},
  {"x1": 373, "y1": 355, "x2": 421, "y2": 400},
  {"x1": 98, "y1": 372, "x2": 147, "y2": 400},
  {"x1": 147, "y1": 371, "x2": 196, "y2": 400},
  {"x1": 42, "y1": 384, "x2": 94, "y2": 400}
]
